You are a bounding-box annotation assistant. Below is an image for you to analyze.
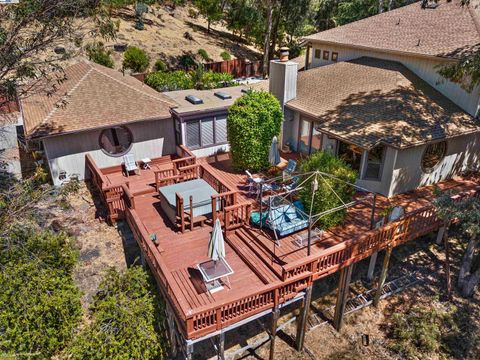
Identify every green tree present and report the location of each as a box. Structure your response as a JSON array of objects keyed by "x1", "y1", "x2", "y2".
[
  {"x1": 227, "y1": 90, "x2": 283, "y2": 171},
  {"x1": 122, "y1": 46, "x2": 150, "y2": 73},
  {"x1": 434, "y1": 190, "x2": 480, "y2": 297},
  {"x1": 193, "y1": 0, "x2": 224, "y2": 33},
  {"x1": 63, "y1": 266, "x2": 165, "y2": 360},
  {"x1": 299, "y1": 150, "x2": 357, "y2": 229},
  {"x1": 0, "y1": 227, "x2": 82, "y2": 358}
]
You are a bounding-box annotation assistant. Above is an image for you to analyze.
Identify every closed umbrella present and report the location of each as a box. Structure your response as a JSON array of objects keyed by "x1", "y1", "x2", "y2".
[
  {"x1": 208, "y1": 218, "x2": 225, "y2": 262},
  {"x1": 269, "y1": 136, "x2": 280, "y2": 166}
]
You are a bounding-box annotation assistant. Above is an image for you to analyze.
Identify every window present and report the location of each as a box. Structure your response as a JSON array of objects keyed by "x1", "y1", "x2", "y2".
[
  {"x1": 323, "y1": 50, "x2": 330, "y2": 60},
  {"x1": 337, "y1": 141, "x2": 362, "y2": 172},
  {"x1": 202, "y1": 117, "x2": 214, "y2": 146},
  {"x1": 364, "y1": 145, "x2": 385, "y2": 180},
  {"x1": 332, "y1": 52, "x2": 338, "y2": 61},
  {"x1": 215, "y1": 116, "x2": 227, "y2": 143},
  {"x1": 314, "y1": 49, "x2": 321, "y2": 59},
  {"x1": 422, "y1": 141, "x2": 446, "y2": 173},
  {"x1": 184, "y1": 115, "x2": 228, "y2": 149},
  {"x1": 186, "y1": 121, "x2": 201, "y2": 149},
  {"x1": 99, "y1": 126, "x2": 133, "y2": 156}
]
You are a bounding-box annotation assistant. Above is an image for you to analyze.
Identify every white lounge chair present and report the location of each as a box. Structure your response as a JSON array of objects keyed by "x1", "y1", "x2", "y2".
[{"x1": 123, "y1": 153, "x2": 139, "y2": 177}]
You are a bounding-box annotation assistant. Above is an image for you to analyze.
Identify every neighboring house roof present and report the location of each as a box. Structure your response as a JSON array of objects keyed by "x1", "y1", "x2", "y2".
[
  {"x1": 290, "y1": 55, "x2": 305, "y2": 71},
  {"x1": 21, "y1": 61, "x2": 177, "y2": 139},
  {"x1": 304, "y1": 0, "x2": 480, "y2": 60},
  {"x1": 165, "y1": 86, "x2": 246, "y2": 116},
  {"x1": 285, "y1": 57, "x2": 480, "y2": 149}
]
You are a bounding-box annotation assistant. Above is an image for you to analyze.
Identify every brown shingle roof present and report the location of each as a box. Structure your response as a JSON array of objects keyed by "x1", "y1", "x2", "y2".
[
  {"x1": 21, "y1": 61, "x2": 176, "y2": 138},
  {"x1": 304, "y1": 0, "x2": 480, "y2": 60},
  {"x1": 286, "y1": 57, "x2": 480, "y2": 149}
]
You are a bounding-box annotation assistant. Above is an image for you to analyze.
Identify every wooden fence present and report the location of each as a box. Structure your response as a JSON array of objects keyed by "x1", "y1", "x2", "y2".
[{"x1": 204, "y1": 59, "x2": 263, "y2": 78}]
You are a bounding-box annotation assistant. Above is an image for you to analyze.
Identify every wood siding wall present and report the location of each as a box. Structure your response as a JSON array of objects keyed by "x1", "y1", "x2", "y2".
[{"x1": 43, "y1": 119, "x2": 176, "y2": 185}]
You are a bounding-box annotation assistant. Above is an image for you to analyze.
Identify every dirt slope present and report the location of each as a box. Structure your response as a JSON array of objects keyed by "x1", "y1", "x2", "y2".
[{"x1": 82, "y1": 5, "x2": 261, "y2": 70}]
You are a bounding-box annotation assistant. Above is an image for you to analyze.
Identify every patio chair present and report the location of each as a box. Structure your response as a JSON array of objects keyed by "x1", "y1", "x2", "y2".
[
  {"x1": 283, "y1": 159, "x2": 297, "y2": 180},
  {"x1": 123, "y1": 153, "x2": 139, "y2": 177},
  {"x1": 245, "y1": 170, "x2": 272, "y2": 199}
]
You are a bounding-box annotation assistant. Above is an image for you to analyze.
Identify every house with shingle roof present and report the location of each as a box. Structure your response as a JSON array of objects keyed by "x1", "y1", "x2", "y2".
[
  {"x1": 265, "y1": 0, "x2": 480, "y2": 196},
  {"x1": 14, "y1": 0, "x2": 480, "y2": 196}
]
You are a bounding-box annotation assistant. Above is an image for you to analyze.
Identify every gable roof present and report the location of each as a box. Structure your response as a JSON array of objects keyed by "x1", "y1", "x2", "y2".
[
  {"x1": 21, "y1": 61, "x2": 176, "y2": 139},
  {"x1": 304, "y1": 0, "x2": 480, "y2": 60},
  {"x1": 286, "y1": 57, "x2": 480, "y2": 149}
]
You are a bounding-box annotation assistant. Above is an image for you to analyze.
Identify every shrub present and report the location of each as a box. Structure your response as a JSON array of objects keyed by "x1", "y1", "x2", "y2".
[
  {"x1": 299, "y1": 151, "x2": 357, "y2": 229},
  {"x1": 63, "y1": 266, "x2": 164, "y2": 360},
  {"x1": 145, "y1": 70, "x2": 194, "y2": 92},
  {"x1": 227, "y1": 91, "x2": 283, "y2": 171},
  {"x1": 179, "y1": 54, "x2": 196, "y2": 69},
  {"x1": 198, "y1": 70, "x2": 234, "y2": 89},
  {"x1": 86, "y1": 42, "x2": 114, "y2": 68},
  {"x1": 153, "y1": 58, "x2": 167, "y2": 72},
  {"x1": 220, "y1": 51, "x2": 231, "y2": 61},
  {"x1": 197, "y1": 48, "x2": 210, "y2": 62},
  {"x1": 122, "y1": 46, "x2": 150, "y2": 73},
  {"x1": 389, "y1": 304, "x2": 457, "y2": 359},
  {"x1": 145, "y1": 69, "x2": 233, "y2": 92},
  {"x1": 0, "y1": 227, "x2": 82, "y2": 358}
]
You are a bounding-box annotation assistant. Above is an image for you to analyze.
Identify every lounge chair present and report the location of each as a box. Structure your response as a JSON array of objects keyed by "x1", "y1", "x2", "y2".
[
  {"x1": 283, "y1": 159, "x2": 297, "y2": 180},
  {"x1": 123, "y1": 153, "x2": 139, "y2": 177}
]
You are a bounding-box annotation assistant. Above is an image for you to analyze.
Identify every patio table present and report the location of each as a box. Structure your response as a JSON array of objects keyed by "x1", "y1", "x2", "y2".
[{"x1": 197, "y1": 258, "x2": 234, "y2": 293}]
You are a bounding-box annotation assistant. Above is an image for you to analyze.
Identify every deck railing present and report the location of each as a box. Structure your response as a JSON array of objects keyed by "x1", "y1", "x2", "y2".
[
  {"x1": 281, "y1": 187, "x2": 480, "y2": 281},
  {"x1": 224, "y1": 201, "x2": 253, "y2": 231}
]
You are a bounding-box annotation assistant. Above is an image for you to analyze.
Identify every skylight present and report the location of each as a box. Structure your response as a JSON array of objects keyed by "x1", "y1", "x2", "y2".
[
  {"x1": 214, "y1": 91, "x2": 232, "y2": 100},
  {"x1": 185, "y1": 95, "x2": 203, "y2": 105}
]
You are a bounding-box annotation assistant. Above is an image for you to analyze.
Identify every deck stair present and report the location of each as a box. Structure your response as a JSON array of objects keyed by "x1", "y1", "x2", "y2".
[
  {"x1": 233, "y1": 227, "x2": 285, "y2": 279},
  {"x1": 226, "y1": 232, "x2": 281, "y2": 284}
]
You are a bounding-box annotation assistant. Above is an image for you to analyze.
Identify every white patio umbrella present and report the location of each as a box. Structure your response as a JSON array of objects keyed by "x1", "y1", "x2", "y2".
[
  {"x1": 269, "y1": 136, "x2": 281, "y2": 166},
  {"x1": 208, "y1": 218, "x2": 225, "y2": 262}
]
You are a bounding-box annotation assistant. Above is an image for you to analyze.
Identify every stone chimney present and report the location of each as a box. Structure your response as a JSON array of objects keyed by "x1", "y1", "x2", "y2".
[{"x1": 268, "y1": 47, "x2": 298, "y2": 109}]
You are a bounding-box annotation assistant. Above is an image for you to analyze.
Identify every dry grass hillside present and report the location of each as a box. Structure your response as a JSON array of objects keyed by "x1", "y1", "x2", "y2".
[{"x1": 81, "y1": 4, "x2": 261, "y2": 71}]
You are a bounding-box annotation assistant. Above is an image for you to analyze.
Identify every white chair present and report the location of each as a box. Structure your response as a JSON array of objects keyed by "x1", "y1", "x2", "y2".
[{"x1": 123, "y1": 153, "x2": 139, "y2": 177}]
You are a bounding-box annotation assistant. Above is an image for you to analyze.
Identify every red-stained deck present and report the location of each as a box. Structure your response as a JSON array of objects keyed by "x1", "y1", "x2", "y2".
[{"x1": 88, "y1": 151, "x2": 479, "y2": 340}]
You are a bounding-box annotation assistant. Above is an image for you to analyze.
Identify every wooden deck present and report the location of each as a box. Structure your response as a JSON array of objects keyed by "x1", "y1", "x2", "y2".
[{"x1": 87, "y1": 151, "x2": 480, "y2": 340}]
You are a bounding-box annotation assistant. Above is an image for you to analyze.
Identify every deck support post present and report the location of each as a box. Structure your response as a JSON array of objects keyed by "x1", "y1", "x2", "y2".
[
  {"x1": 373, "y1": 245, "x2": 393, "y2": 307},
  {"x1": 442, "y1": 223, "x2": 452, "y2": 300},
  {"x1": 166, "y1": 303, "x2": 178, "y2": 358},
  {"x1": 296, "y1": 286, "x2": 312, "y2": 352},
  {"x1": 269, "y1": 307, "x2": 280, "y2": 360},
  {"x1": 217, "y1": 332, "x2": 225, "y2": 360},
  {"x1": 185, "y1": 342, "x2": 194, "y2": 360},
  {"x1": 436, "y1": 226, "x2": 446, "y2": 245},
  {"x1": 367, "y1": 252, "x2": 378, "y2": 282},
  {"x1": 333, "y1": 263, "x2": 353, "y2": 331},
  {"x1": 139, "y1": 249, "x2": 146, "y2": 268}
]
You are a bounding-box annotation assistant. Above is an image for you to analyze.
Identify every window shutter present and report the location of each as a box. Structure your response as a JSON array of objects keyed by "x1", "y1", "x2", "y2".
[
  {"x1": 186, "y1": 121, "x2": 200, "y2": 149},
  {"x1": 201, "y1": 118, "x2": 214, "y2": 146},
  {"x1": 215, "y1": 116, "x2": 227, "y2": 143}
]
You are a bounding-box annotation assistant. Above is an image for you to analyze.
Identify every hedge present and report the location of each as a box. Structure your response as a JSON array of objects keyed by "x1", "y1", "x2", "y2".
[
  {"x1": 145, "y1": 69, "x2": 234, "y2": 92},
  {"x1": 299, "y1": 151, "x2": 357, "y2": 229},
  {"x1": 227, "y1": 91, "x2": 283, "y2": 171}
]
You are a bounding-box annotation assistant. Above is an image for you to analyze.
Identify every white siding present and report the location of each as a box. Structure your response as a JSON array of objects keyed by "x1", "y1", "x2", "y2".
[
  {"x1": 309, "y1": 44, "x2": 480, "y2": 116},
  {"x1": 191, "y1": 144, "x2": 230, "y2": 158},
  {"x1": 389, "y1": 133, "x2": 480, "y2": 196},
  {"x1": 43, "y1": 119, "x2": 176, "y2": 185}
]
